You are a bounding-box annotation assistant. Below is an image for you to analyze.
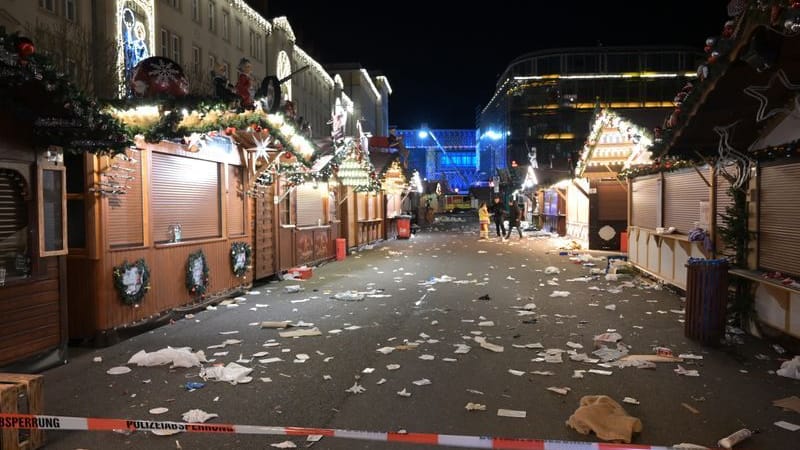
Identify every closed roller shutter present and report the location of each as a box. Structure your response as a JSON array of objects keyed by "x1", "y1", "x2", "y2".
[
  {"x1": 597, "y1": 181, "x2": 627, "y2": 221},
  {"x1": 631, "y1": 175, "x2": 659, "y2": 229},
  {"x1": 759, "y1": 162, "x2": 800, "y2": 277},
  {"x1": 227, "y1": 165, "x2": 245, "y2": 236},
  {"x1": 108, "y1": 150, "x2": 144, "y2": 247},
  {"x1": 296, "y1": 184, "x2": 323, "y2": 226},
  {"x1": 663, "y1": 167, "x2": 710, "y2": 234},
  {"x1": 151, "y1": 153, "x2": 220, "y2": 243}
]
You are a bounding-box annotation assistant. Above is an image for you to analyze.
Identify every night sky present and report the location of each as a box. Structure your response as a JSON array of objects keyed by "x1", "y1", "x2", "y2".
[{"x1": 260, "y1": 1, "x2": 730, "y2": 130}]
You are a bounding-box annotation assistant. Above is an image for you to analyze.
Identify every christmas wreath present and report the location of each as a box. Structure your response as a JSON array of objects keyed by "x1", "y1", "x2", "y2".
[
  {"x1": 230, "y1": 242, "x2": 252, "y2": 278},
  {"x1": 186, "y1": 250, "x2": 210, "y2": 296},
  {"x1": 112, "y1": 259, "x2": 151, "y2": 305}
]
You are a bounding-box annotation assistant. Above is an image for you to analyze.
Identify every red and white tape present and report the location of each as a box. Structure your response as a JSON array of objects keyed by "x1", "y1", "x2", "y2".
[{"x1": 1, "y1": 413, "x2": 711, "y2": 449}]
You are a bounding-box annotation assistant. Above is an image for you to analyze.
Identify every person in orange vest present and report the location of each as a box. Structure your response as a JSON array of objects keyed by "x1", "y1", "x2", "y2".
[{"x1": 478, "y1": 202, "x2": 490, "y2": 240}]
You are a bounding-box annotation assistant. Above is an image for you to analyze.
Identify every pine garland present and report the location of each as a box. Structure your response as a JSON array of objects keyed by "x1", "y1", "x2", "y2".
[
  {"x1": 186, "y1": 250, "x2": 210, "y2": 297},
  {"x1": 112, "y1": 259, "x2": 151, "y2": 305},
  {"x1": 230, "y1": 242, "x2": 252, "y2": 278},
  {"x1": 0, "y1": 28, "x2": 130, "y2": 155}
]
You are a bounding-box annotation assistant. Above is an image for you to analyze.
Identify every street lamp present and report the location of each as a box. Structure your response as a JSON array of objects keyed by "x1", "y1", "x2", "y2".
[{"x1": 418, "y1": 126, "x2": 470, "y2": 189}]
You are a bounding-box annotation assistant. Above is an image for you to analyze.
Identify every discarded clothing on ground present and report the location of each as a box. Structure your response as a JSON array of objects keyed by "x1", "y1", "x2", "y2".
[{"x1": 566, "y1": 395, "x2": 643, "y2": 443}]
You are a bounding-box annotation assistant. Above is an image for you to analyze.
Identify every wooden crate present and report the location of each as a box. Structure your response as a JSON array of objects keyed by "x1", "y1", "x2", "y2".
[{"x1": 0, "y1": 374, "x2": 44, "y2": 450}]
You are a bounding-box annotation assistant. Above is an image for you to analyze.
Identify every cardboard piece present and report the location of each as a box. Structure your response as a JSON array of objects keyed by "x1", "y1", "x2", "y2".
[
  {"x1": 773, "y1": 396, "x2": 800, "y2": 414},
  {"x1": 566, "y1": 395, "x2": 642, "y2": 443}
]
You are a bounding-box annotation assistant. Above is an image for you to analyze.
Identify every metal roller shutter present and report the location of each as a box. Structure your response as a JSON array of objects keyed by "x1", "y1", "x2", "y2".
[
  {"x1": 296, "y1": 184, "x2": 323, "y2": 226},
  {"x1": 151, "y1": 152, "x2": 220, "y2": 243},
  {"x1": 0, "y1": 169, "x2": 28, "y2": 263},
  {"x1": 108, "y1": 149, "x2": 144, "y2": 247},
  {"x1": 759, "y1": 162, "x2": 800, "y2": 277},
  {"x1": 631, "y1": 175, "x2": 659, "y2": 229},
  {"x1": 663, "y1": 167, "x2": 711, "y2": 234}
]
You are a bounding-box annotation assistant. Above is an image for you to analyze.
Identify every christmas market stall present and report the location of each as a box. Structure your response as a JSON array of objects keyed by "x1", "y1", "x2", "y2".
[
  {"x1": 630, "y1": 1, "x2": 800, "y2": 337},
  {"x1": 568, "y1": 109, "x2": 653, "y2": 250},
  {"x1": 327, "y1": 138, "x2": 383, "y2": 250},
  {"x1": 369, "y1": 137, "x2": 409, "y2": 240},
  {"x1": 0, "y1": 31, "x2": 129, "y2": 370},
  {"x1": 66, "y1": 56, "x2": 320, "y2": 343}
]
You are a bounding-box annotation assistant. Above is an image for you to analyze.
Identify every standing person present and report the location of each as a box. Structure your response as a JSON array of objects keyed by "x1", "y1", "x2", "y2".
[
  {"x1": 489, "y1": 197, "x2": 506, "y2": 238},
  {"x1": 478, "y1": 202, "x2": 490, "y2": 240},
  {"x1": 505, "y1": 200, "x2": 523, "y2": 239}
]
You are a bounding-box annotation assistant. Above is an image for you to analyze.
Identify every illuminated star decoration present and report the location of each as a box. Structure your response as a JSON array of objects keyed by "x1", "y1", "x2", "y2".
[
  {"x1": 743, "y1": 69, "x2": 800, "y2": 122},
  {"x1": 250, "y1": 133, "x2": 273, "y2": 175}
]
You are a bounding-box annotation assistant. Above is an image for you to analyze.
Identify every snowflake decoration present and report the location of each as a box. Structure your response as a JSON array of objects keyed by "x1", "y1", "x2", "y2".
[{"x1": 148, "y1": 59, "x2": 180, "y2": 86}]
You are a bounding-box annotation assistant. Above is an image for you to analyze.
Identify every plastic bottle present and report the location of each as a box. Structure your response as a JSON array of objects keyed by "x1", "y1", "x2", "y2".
[{"x1": 717, "y1": 428, "x2": 753, "y2": 449}]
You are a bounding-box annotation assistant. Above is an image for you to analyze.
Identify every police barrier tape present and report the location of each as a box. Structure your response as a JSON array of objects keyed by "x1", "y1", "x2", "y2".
[{"x1": 0, "y1": 413, "x2": 710, "y2": 450}]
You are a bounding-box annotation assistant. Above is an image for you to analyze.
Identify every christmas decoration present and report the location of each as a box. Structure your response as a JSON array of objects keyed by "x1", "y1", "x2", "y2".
[
  {"x1": 0, "y1": 28, "x2": 130, "y2": 155},
  {"x1": 186, "y1": 250, "x2": 210, "y2": 297},
  {"x1": 230, "y1": 242, "x2": 252, "y2": 278},
  {"x1": 113, "y1": 259, "x2": 151, "y2": 305},
  {"x1": 617, "y1": 158, "x2": 694, "y2": 180},
  {"x1": 130, "y1": 56, "x2": 189, "y2": 98}
]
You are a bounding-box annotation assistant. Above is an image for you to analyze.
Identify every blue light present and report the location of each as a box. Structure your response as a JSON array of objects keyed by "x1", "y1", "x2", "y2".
[
  {"x1": 483, "y1": 130, "x2": 503, "y2": 141},
  {"x1": 418, "y1": 130, "x2": 429, "y2": 139}
]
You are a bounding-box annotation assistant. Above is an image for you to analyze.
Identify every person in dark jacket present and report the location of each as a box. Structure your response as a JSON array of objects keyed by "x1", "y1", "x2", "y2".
[
  {"x1": 488, "y1": 197, "x2": 506, "y2": 238},
  {"x1": 505, "y1": 200, "x2": 523, "y2": 239}
]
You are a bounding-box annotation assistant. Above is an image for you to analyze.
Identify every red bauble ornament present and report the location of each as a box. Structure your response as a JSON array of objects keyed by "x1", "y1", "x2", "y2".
[
  {"x1": 16, "y1": 37, "x2": 35, "y2": 58},
  {"x1": 792, "y1": 1, "x2": 800, "y2": 9},
  {"x1": 130, "y1": 57, "x2": 189, "y2": 98}
]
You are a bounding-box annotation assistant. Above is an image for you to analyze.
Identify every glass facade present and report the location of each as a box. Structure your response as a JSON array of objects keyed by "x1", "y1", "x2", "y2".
[
  {"x1": 396, "y1": 129, "x2": 478, "y2": 192},
  {"x1": 478, "y1": 46, "x2": 702, "y2": 186}
]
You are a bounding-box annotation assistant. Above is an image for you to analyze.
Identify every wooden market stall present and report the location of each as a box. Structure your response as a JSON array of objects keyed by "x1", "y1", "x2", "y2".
[
  {"x1": 331, "y1": 140, "x2": 384, "y2": 249},
  {"x1": 66, "y1": 135, "x2": 255, "y2": 342},
  {"x1": 568, "y1": 109, "x2": 653, "y2": 250},
  {"x1": 0, "y1": 31, "x2": 130, "y2": 370},
  {"x1": 630, "y1": 3, "x2": 800, "y2": 337},
  {"x1": 372, "y1": 150, "x2": 408, "y2": 240}
]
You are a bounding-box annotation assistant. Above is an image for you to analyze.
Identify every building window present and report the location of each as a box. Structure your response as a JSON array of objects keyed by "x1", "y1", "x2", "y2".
[
  {"x1": 222, "y1": 11, "x2": 230, "y2": 41},
  {"x1": 249, "y1": 29, "x2": 255, "y2": 58},
  {"x1": 191, "y1": 0, "x2": 200, "y2": 23},
  {"x1": 191, "y1": 46, "x2": 201, "y2": 77},
  {"x1": 255, "y1": 34, "x2": 262, "y2": 60},
  {"x1": 171, "y1": 33, "x2": 181, "y2": 63},
  {"x1": 235, "y1": 19, "x2": 242, "y2": 49},
  {"x1": 160, "y1": 29, "x2": 169, "y2": 57},
  {"x1": 38, "y1": 0, "x2": 56, "y2": 13},
  {"x1": 208, "y1": 1, "x2": 216, "y2": 33},
  {"x1": 64, "y1": 0, "x2": 76, "y2": 21},
  {"x1": 208, "y1": 53, "x2": 216, "y2": 74},
  {"x1": 165, "y1": 0, "x2": 180, "y2": 10}
]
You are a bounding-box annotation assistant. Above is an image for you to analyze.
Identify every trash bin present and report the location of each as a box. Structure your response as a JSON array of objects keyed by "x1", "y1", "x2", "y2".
[
  {"x1": 396, "y1": 215, "x2": 412, "y2": 239},
  {"x1": 684, "y1": 258, "x2": 728, "y2": 345},
  {"x1": 335, "y1": 238, "x2": 346, "y2": 261}
]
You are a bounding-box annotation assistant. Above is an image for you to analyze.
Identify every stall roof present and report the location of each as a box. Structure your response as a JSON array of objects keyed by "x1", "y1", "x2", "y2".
[{"x1": 661, "y1": 26, "x2": 800, "y2": 158}]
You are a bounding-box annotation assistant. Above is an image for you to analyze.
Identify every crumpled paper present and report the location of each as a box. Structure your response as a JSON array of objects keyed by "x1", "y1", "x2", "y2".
[
  {"x1": 200, "y1": 362, "x2": 253, "y2": 384},
  {"x1": 128, "y1": 347, "x2": 207, "y2": 368}
]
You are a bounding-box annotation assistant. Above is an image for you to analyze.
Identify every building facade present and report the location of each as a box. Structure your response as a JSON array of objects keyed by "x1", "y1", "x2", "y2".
[
  {"x1": 396, "y1": 129, "x2": 478, "y2": 193},
  {"x1": 478, "y1": 46, "x2": 702, "y2": 187}
]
